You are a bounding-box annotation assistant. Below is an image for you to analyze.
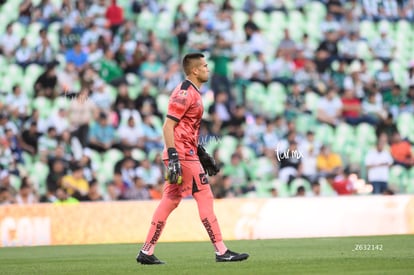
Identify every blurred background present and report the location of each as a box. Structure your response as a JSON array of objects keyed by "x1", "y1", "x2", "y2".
[{"x1": 0, "y1": 0, "x2": 414, "y2": 206}]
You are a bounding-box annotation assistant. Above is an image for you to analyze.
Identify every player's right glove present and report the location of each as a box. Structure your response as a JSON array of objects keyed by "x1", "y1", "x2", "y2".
[
  {"x1": 166, "y1": 148, "x2": 182, "y2": 184},
  {"x1": 197, "y1": 145, "x2": 220, "y2": 176}
]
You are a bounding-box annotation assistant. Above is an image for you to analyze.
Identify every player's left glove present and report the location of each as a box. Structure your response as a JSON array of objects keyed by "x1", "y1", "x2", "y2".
[
  {"x1": 197, "y1": 145, "x2": 220, "y2": 176},
  {"x1": 166, "y1": 148, "x2": 182, "y2": 184}
]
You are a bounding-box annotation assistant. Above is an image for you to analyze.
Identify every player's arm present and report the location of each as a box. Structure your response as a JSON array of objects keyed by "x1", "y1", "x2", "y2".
[
  {"x1": 163, "y1": 117, "x2": 182, "y2": 184},
  {"x1": 163, "y1": 117, "x2": 177, "y2": 149}
]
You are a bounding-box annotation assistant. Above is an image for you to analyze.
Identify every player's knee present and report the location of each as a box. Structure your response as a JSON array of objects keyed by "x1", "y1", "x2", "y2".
[{"x1": 169, "y1": 196, "x2": 181, "y2": 209}]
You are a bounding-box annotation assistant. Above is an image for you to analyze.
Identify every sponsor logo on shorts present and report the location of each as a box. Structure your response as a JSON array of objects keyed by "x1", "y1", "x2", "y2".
[{"x1": 199, "y1": 173, "x2": 208, "y2": 185}]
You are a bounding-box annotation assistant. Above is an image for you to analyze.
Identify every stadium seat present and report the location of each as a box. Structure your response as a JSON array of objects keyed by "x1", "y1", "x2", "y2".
[
  {"x1": 315, "y1": 124, "x2": 335, "y2": 145},
  {"x1": 388, "y1": 165, "x2": 409, "y2": 193},
  {"x1": 397, "y1": 113, "x2": 414, "y2": 139},
  {"x1": 29, "y1": 161, "x2": 50, "y2": 195},
  {"x1": 132, "y1": 148, "x2": 147, "y2": 162},
  {"x1": 355, "y1": 123, "x2": 376, "y2": 147},
  {"x1": 103, "y1": 149, "x2": 124, "y2": 165},
  {"x1": 156, "y1": 94, "x2": 170, "y2": 115},
  {"x1": 32, "y1": 97, "x2": 53, "y2": 119},
  {"x1": 295, "y1": 114, "x2": 317, "y2": 135}
]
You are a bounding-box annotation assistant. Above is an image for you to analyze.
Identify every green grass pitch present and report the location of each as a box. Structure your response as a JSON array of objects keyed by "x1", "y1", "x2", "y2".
[{"x1": 1, "y1": 235, "x2": 413, "y2": 274}]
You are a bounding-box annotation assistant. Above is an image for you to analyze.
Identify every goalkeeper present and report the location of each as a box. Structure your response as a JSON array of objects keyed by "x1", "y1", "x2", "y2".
[{"x1": 136, "y1": 53, "x2": 249, "y2": 264}]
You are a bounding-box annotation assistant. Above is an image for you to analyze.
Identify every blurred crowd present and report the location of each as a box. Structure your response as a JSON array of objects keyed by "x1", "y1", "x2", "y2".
[{"x1": 0, "y1": 0, "x2": 414, "y2": 205}]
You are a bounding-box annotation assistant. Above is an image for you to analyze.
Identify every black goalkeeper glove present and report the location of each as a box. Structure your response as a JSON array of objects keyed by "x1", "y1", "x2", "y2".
[
  {"x1": 197, "y1": 145, "x2": 220, "y2": 176},
  {"x1": 166, "y1": 148, "x2": 182, "y2": 184}
]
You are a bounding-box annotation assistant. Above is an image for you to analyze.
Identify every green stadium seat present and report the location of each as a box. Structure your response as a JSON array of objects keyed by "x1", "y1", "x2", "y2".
[
  {"x1": 136, "y1": 9, "x2": 157, "y2": 30},
  {"x1": 355, "y1": 123, "x2": 376, "y2": 146},
  {"x1": 388, "y1": 165, "x2": 408, "y2": 193},
  {"x1": 103, "y1": 148, "x2": 124, "y2": 164},
  {"x1": 156, "y1": 94, "x2": 170, "y2": 115},
  {"x1": 32, "y1": 97, "x2": 53, "y2": 119},
  {"x1": 315, "y1": 124, "x2": 335, "y2": 145},
  {"x1": 10, "y1": 174, "x2": 22, "y2": 191},
  {"x1": 132, "y1": 148, "x2": 147, "y2": 162},
  {"x1": 29, "y1": 161, "x2": 50, "y2": 195},
  {"x1": 397, "y1": 113, "x2": 414, "y2": 139}
]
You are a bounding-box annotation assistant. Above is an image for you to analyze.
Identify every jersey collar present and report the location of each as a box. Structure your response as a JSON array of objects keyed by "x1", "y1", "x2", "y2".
[{"x1": 185, "y1": 79, "x2": 201, "y2": 94}]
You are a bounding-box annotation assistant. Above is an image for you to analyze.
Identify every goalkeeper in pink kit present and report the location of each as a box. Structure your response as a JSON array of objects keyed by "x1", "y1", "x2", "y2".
[{"x1": 136, "y1": 53, "x2": 249, "y2": 264}]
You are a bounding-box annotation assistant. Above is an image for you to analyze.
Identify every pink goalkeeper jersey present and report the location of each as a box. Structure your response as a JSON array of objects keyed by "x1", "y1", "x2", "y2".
[{"x1": 162, "y1": 79, "x2": 203, "y2": 161}]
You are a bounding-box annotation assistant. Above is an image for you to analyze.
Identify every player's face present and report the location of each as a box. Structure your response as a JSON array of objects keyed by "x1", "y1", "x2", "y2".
[{"x1": 195, "y1": 58, "x2": 209, "y2": 83}]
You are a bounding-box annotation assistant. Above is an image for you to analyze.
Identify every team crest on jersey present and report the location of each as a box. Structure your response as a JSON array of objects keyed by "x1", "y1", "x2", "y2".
[{"x1": 178, "y1": 90, "x2": 188, "y2": 96}]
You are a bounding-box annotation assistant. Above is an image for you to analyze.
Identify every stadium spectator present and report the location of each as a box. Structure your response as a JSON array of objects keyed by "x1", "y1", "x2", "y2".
[
  {"x1": 187, "y1": 21, "x2": 212, "y2": 52},
  {"x1": 0, "y1": 170, "x2": 17, "y2": 198},
  {"x1": 78, "y1": 150, "x2": 97, "y2": 183},
  {"x1": 362, "y1": 92, "x2": 387, "y2": 124},
  {"x1": 4, "y1": 128, "x2": 24, "y2": 165},
  {"x1": 370, "y1": 27, "x2": 395, "y2": 62},
  {"x1": 309, "y1": 181, "x2": 322, "y2": 197},
  {"x1": 68, "y1": 88, "x2": 98, "y2": 146},
  {"x1": 326, "y1": 170, "x2": 356, "y2": 195},
  {"x1": 134, "y1": 81, "x2": 162, "y2": 118},
  {"x1": 244, "y1": 114, "x2": 266, "y2": 156},
  {"x1": 0, "y1": 186, "x2": 15, "y2": 205},
  {"x1": 98, "y1": 48, "x2": 125, "y2": 86},
  {"x1": 277, "y1": 140, "x2": 304, "y2": 185},
  {"x1": 285, "y1": 83, "x2": 307, "y2": 120},
  {"x1": 15, "y1": 38, "x2": 35, "y2": 69},
  {"x1": 20, "y1": 121, "x2": 41, "y2": 156},
  {"x1": 341, "y1": 89, "x2": 377, "y2": 126},
  {"x1": 90, "y1": 79, "x2": 113, "y2": 113},
  {"x1": 18, "y1": 0, "x2": 34, "y2": 26},
  {"x1": 210, "y1": 34, "x2": 232, "y2": 96},
  {"x1": 294, "y1": 185, "x2": 306, "y2": 197},
  {"x1": 0, "y1": 23, "x2": 20, "y2": 59},
  {"x1": 223, "y1": 153, "x2": 254, "y2": 196},
  {"x1": 278, "y1": 28, "x2": 296, "y2": 56},
  {"x1": 34, "y1": 33, "x2": 56, "y2": 66},
  {"x1": 365, "y1": 134, "x2": 393, "y2": 194},
  {"x1": 316, "y1": 87, "x2": 343, "y2": 127},
  {"x1": 316, "y1": 144, "x2": 343, "y2": 177},
  {"x1": 65, "y1": 42, "x2": 88, "y2": 70},
  {"x1": 57, "y1": 62, "x2": 80, "y2": 94},
  {"x1": 46, "y1": 158, "x2": 66, "y2": 195},
  {"x1": 135, "y1": 159, "x2": 161, "y2": 187},
  {"x1": 118, "y1": 116, "x2": 144, "y2": 150},
  {"x1": 123, "y1": 176, "x2": 150, "y2": 200},
  {"x1": 88, "y1": 112, "x2": 117, "y2": 153},
  {"x1": 38, "y1": 126, "x2": 59, "y2": 159},
  {"x1": 383, "y1": 84, "x2": 406, "y2": 119},
  {"x1": 79, "y1": 179, "x2": 103, "y2": 201},
  {"x1": 269, "y1": 49, "x2": 295, "y2": 87},
  {"x1": 61, "y1": 164, "x2": 89, "y2": 199},
  {"x1": 149, "y1": 179, "x2": 164, "y2": 200},
  {"x1": 105, "y1": 0, "x2": 124, "y2": 35},
  {"x1": 299, "y1": 130, "x2": 320, "y2": 183},
  {"x1": 54, "y1": 187, "x2": 79, "y2": 204},
  {"x1": 59, "y1": 23, "x2": 80, "y2": 52},
  {"x1": 5, "y1": 85, "x2": 30, "y2": 121},
  {"x1": 141, "y1": 115, "x2": 163, "y2": 153},
  {"x1": 34, "y1": 63, "x2": 58, "y2": 98},
  {"x1": 139, "y1": 52, "x2": 165, "y2": 88},
  {"x1": 390, "y1": 132, "x2": 414, "y2": 168},
  {"x1": 15, "y1": 177, "x2": 38, "y2": 204}
]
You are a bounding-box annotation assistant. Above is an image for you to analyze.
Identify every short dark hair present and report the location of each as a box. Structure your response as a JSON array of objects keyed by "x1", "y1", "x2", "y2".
[{"x1": 182, "y1": 53, "x2": 204, "y2": 76}]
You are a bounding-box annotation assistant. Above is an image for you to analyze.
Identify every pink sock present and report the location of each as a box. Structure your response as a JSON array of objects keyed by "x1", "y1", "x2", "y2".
[
  {"x1": 194, "y1": 188, "x2": 228, "y2": 255},
  {"x1": 141, "y1": 196, "x2": 180, "y2": 255}
]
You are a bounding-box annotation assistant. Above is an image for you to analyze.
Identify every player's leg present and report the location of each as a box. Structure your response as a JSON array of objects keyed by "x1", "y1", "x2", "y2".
[
  {"x1": 190, "y1": 161, "x2": 249, "y2": 262},
  {"x1": 137, "y1": 184, "x2": 181, "y2": 264}
]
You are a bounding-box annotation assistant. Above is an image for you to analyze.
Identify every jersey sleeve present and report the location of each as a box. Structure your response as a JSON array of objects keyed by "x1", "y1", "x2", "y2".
[{"x1": 166, "y1": 89, "x2": 193, "y2": 122}]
